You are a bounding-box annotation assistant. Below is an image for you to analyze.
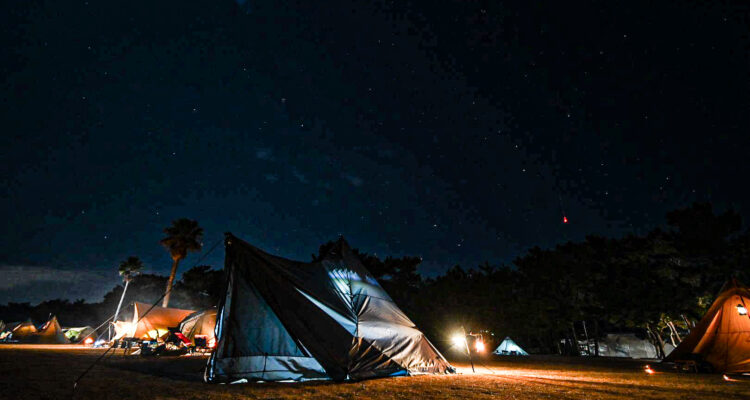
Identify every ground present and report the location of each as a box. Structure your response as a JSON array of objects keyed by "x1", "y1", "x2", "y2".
[{"x1": 0, "y1": 345, "x2": 747, "y2": 400}]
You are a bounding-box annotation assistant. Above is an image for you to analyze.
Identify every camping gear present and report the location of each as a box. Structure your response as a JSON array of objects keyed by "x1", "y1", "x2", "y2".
[
  {"x1": 493, "y1": 337, "x2": 529, "y2": 356},
  {"x1": 113, "y1": 302, "x2": 195, "y2": 340},
  {"x1": 205, "y1": 234, "x2": 453, "y2": 382},
  {"x1": 664, "y1": 279, "x2": 750, "y2": 373},
  {"x1": 178, "y1": 309, "x2": 217, "y2": 347}
]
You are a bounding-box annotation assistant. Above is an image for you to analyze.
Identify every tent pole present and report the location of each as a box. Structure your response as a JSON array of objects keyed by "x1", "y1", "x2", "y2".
[
  {"x1": 462, "y1": 326, "x2": 475, "y2": 373},
  {"x1": 110, "y1": 279, "x2": 130, "y2": 341}
]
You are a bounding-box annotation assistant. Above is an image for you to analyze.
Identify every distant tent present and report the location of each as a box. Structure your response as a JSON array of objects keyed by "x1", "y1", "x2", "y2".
[
  {"x1": 34, "y1": 316, "x2": 69, "y2": 344},
  {"x1": 178, "y1": 309, "x2": 217, "y2": 346},
  {"x1": 9, "y1": 320, "x2": 38, "y2": 342},
  {"x1": 206, "y1": 234, "x2": 453, "y2": 382},
  {"x1": 113, "y1": 301, "x2": 195, "y2": 340},
  {"x1": 64, "y1": 326, "x2": 96, "y2": 343},
  {"x1": 665, "y1": 279, "x2": 750, "y2": 373},
  {"x1": 493, "y1": 337, "x2": 529, "y2": 356},
  {"x1": 596, "y1": 333, "x2": 663, "y2": 359},
  {"x1": 0, "y1": 321, "x2": 25, "y2": 341}
]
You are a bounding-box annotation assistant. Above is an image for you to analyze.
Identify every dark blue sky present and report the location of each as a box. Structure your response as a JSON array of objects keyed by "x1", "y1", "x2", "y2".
[{"x1": 2, "y1": 1, "x2": 749, "y2": 304}]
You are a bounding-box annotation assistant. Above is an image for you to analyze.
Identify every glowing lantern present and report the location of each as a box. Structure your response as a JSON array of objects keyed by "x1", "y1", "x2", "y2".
[
  {"x1": 738, "y1": 304, "x2": 748, "y2": 316},
  {"x1": 83, "y1": 337, "x2": 94, "y2": 345},
  {"x1": 644, "y1": 365, "x2": 654, "y2": 374},
  {"x1": 451, "y1": 335, "x2": 466, "y2": 347},
  {"x1": 563, "y1": 216, "x2": 569, "y2": 224},
  {"x1": 475, "y1": 340, "x2": 485, "y2": 352}
]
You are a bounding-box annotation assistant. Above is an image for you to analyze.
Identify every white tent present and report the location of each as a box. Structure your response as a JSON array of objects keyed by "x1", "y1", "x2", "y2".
[{"x1": 493, "y1": 337, "x2": 528, "y2": 356}]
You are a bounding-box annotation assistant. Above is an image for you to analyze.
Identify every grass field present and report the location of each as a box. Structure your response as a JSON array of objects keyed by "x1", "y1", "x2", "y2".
[{"x1": 0, "y1": 345, "x2": 747, "y2": 400}]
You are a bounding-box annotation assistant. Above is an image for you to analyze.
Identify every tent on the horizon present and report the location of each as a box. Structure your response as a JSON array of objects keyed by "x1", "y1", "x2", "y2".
[
  {"x1": 34, "y1": 316, "x2": 69, "y2": 344},
  {"x1": 493, "y1": 337, "x2": 529, "y2": 356},
  {"x1": 664, "y1": 278, "x2": 750, "y2": 373},
  {"x1": 178, "y1": 309, "x2": 217, "y2": 347},
  {"x1": 113, "y1": 301, "x2": 195, "y2": 340},
  {"x1": 7, "y1": 320, "x2": 37, "y2": 342},
  {"x1": 205, "y1": 233, "x2": 453, "y2": 383}
]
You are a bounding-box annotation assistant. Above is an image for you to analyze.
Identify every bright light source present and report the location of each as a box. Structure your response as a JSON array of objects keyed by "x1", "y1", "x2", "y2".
[
  {"x1": 475, "y1": 340, "x2": 485, "y2": 352},
  {"x1": 452, "y1": 335, "x2": 466, "y2": 347},
  {"x1": 83, "y1": 337, "x2": 94, "y2": 345},
  {"x1": 723, "y1": 374, "x2": 730, "y2": 381},
  {"x1": 644, "y1": 365, "x2": 654, "y2": 375},
  {"x1": 738, "y1": 304, "x2": 748, "y2": 316},
  {"x1": 563, "y1": 216, "x2": 569, "y2": 224}
]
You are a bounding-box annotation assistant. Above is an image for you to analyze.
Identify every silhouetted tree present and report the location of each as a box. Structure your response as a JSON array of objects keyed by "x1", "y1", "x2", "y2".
[{"x1": 159, "y1": 218, "x2": 203, "y2": 307}]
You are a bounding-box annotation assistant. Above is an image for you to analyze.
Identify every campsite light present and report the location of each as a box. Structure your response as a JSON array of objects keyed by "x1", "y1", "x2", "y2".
[
  {"x1": 563, "y1": 216, "x2": 569, "y2": 224},
  {"x1": 452, "y1": 334, "x2": 467, "y2": 347},
  {"x1": 738, "y1": 304, "x2": 748, "y2": 316},
  {"x1": 475, "y1": 339, "x2": 485, "y2": 352},
  {"x1": 644, "y1": 365, "x2": 655, "y2": 375},
  {"x1": 84, "y1": 337, "x2": 94, "y2": 345}
]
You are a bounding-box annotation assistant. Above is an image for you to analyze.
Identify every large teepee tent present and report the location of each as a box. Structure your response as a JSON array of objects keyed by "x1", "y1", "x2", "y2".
[
  {"x1": 664, "y1": 279, "x2": 750, "y2": 373},
  {"x1": 493, "y1": 337, "x2": 529, "y2": 356},
  {"x1": 113, "y1": 301, "x2": 195, "y2": 340},
  {"x1": 206, "y1": 234, "x2": 453, "y2": 382}
]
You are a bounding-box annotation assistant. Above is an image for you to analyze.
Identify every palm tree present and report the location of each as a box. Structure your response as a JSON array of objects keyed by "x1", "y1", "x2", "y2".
[
  {"x1": 111, "y1": 256, "x2": 143, "y2": 340},
  {"x1": 160, "y1": 218, "x2": 203, "y2": 307}
]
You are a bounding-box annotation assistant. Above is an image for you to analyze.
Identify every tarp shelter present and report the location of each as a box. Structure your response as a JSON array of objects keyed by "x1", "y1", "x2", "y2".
[
  {"x1": 596, "y1": 333, "x2": 663, "y2": 359},
  {"x1": 34, "y1": 316, "x2": 69, "y2": 344},
  {"x1": 493, "y1": 337, "x2": 529, "y2": 355},
  {"x1": 64, "y1": 326, "x2": 96, "y2": 343},
  {"x1": 664, "y1": 279, "x2": 750, "y2": 373},
  {"x1": 113, "y1": 302, "x2": 195, "y2": 340},
  {"x1": 178, "y1": 309, "x2": 217, "y2": 346},
  {"x1": 206, "y1": 234, "x2": 453, "y2": 382}
]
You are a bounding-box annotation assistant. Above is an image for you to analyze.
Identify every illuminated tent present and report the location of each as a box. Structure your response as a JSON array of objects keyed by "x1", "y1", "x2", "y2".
[
  {"x1": 206, "y1": 234, "x2": 453, "y2": 382},
  {"x1": 34, "y1": 316, "x2": 69, "y2": 344},
  {"x1": 64, "y1": 326, "x2": 96, "y2": 343},
  {"x1": 8, "y1": 320, "x2": 38, "y2": 342},
  {"x1": 113, "y1": 301, "x2": 195, "y2": 340},
  {"x1": 664, "y1": 279, "x2": 750, "y2": 373},
  {"x1": 493, "y1": 337, "x2": 528, "y2": 356},
  {"x1": 179, "y1": 309, "x2": 217, "y2": 346}
]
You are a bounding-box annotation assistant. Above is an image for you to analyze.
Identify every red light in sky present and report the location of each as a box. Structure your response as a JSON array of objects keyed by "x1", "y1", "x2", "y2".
[{"x1": 563, "y1": 216, "x2": 568, "y2": 224}]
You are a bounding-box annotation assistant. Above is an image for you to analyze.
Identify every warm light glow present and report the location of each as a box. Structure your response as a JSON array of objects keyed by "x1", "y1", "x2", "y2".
[
  {"x1": 208, "y1": 337, "x2": 216, "y2": 348},
  {"x1": 738, "y1": 304, "x2": 748, "y2": 316},
  {"x1": 452, "y1": 334, "x2": 466, "y2": 347},
  {"x1": 723, "y1": 374, "x2": 730, "y2": 381},
  {"x1": 83, "y1": 337, "x2": 94, "y2": 345},
  {"x1": 475, "y1": 340, "x2": 485, "y2": 352},
  {"x1": 644, "y1": 365, "x2": 654, "y2": 375},
  {"x1": 563, "y1": 216, "x2": 568, "y2": 224}
]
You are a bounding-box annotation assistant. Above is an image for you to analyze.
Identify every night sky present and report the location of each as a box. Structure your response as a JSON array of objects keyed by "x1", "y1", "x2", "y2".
[{"x1": 2, "y1": 1, "x2": 749, "y2": 304}]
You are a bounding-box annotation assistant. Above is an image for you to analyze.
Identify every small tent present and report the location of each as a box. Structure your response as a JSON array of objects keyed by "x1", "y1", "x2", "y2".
[
  {"x1": 34, "y1": 316, "x2": 69, "y2": 344},
  {"x1": 206, "y1": 234, "x2": 453, "y2": 382},
  {"x1": 493, "y1": 337, "x2": 529, "y2": 356},
  {"x1": 178, "y1": 309, "x2": 217, "y2": 346},
  {"x1": 64, "y1": 326, "x2": 96, "y2": 343},
  {"x1": 113, "y1": 301, "x2": 195, "y2": 340},
  {"x1": 664, "y1": 279, "x2": 750, "y2": 373}
]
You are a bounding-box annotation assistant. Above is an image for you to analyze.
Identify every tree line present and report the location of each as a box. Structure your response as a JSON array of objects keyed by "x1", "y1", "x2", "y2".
[{"x1": 1, "y1": 203, "x2": 747, "y2": 355}]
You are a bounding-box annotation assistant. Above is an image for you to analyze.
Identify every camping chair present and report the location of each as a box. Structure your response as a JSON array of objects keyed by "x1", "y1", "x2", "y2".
[{"x1": 193, "y1": 336, "x2": 209, "y2": 354}]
